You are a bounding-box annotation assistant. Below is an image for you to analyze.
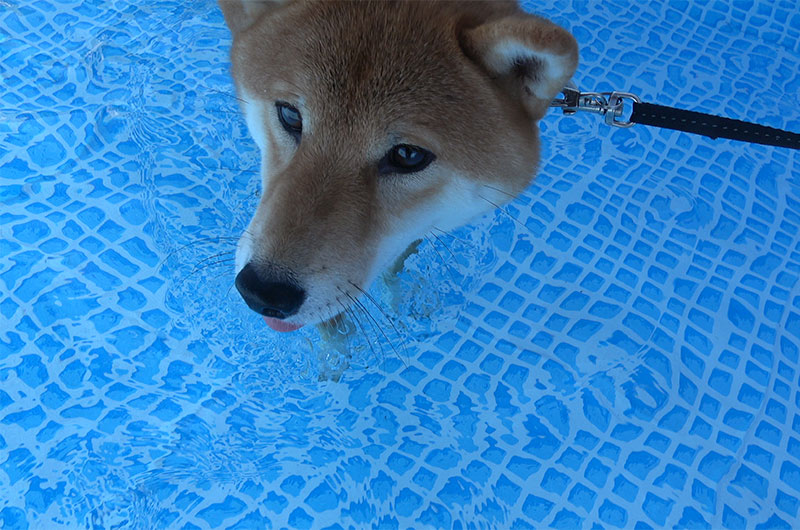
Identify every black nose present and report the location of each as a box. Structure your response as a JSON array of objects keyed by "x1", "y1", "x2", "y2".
[{"x1": 234, "y1": 263, "x2": 306, "y2": 319}]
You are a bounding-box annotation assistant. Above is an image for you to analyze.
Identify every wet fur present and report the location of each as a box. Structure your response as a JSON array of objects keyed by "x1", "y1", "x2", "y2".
[{"x1": 219, "y1": 0, "x2": 578, "y2": 327}]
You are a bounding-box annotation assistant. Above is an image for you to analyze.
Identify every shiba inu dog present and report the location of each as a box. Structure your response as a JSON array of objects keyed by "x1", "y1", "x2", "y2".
[{"x1": 220, "y1": 0, "x2": 578, "y2": 332}]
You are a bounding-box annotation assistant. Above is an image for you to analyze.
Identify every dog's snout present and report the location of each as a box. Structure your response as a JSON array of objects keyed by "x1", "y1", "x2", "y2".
[{"x1": 235, "y1": 263, "x2": 306, "y2": 319}]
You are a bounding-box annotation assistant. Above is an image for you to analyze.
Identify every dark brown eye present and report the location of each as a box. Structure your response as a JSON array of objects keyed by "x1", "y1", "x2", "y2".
[
  {"x1": 276, "y1": 102, "x2": 302, "y2": 142},
  {"x1": 379, "y1": 144, "x2": 435, "y2": 174}
]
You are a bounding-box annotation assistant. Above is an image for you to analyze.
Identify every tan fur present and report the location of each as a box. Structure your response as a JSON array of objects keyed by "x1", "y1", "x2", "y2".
[{"x1": 220, "y1": 0, "x2": 579, "y2": 327}]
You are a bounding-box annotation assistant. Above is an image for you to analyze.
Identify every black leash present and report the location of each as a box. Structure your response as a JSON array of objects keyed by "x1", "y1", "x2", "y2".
[{"x1": 552, "y1": 84, "x2": 800, "y2": 150}]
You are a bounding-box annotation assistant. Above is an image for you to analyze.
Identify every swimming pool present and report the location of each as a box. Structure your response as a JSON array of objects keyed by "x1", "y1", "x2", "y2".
[{"x1": 1, "y1": 0, "x2": 799, "y2": 527}]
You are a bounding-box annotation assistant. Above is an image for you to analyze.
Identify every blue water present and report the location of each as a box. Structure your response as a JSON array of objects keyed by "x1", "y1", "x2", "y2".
[{"x1": 1, "y1": 0, "x2": 800, "y2": 528}]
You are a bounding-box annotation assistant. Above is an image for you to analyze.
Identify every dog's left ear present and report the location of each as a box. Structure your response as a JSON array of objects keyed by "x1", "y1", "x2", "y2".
[
  {"x1": 219, "y1": 0, "x2": 288, "y2": 35},
  {"x1": 462, "y1": 15, "x2": 579, "y2": 120}
]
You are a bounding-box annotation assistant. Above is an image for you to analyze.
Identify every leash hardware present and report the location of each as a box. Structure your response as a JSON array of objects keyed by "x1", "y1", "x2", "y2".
[
  {"x1": 552, "y1": 84, "x2": 641, "y2": 128},
  {"x1": 553, "y1": 81, "x2": 799, "y2": 149}
]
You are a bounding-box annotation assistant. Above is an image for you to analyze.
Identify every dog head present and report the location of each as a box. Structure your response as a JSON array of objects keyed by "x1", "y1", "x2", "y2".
[{"x1": 220, "y1": 0, "x2": 578, "y2": 331}]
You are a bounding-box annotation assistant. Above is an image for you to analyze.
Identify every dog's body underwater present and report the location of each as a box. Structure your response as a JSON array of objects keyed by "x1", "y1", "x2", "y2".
[{"x1": 219, "y1": 0, "x2": 578, "y2": 331}]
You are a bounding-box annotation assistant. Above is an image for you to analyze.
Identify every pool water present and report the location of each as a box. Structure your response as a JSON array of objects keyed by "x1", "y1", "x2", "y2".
[{"x1": 1, "y1": 0, "x2": 800, "y2": 528}]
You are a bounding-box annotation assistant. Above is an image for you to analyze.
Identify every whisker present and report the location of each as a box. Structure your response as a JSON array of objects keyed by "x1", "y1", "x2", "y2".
[
  {"x1": 339, "y1": 299, "x2": 379, "y2": 364},
  {"x1": 432, "y1": 226, "x2": 470, "y2": 244},
  {"x1": 226, "y1": 277, "x2": 238, "y2": 298},
  {"x1": 332, "y1": 305, "x2": 350, "y2": 336},
  {"x1": 478, "y1": 194, "x2": 534, "y2": 237},
  {"x1": 185, "y1": 255, "x2": 236, "y2": 276},
  {"x1": 342, "y1": 290, "x2": 390, "y2": 370},
  {"x1": 159, "y1": 236, "x2": 239, "y2": 267},
  {"x1": 341, "y1": 304, "x2": 363, "y2": 339},
  {"x1": 230, "y1": 188, "x2": 261, "y2": 212},
  {"x1": 219, "y1": 168, "x2": 260, "y2": 175},
  {"x1": 345, "y1": 292, "x2": 382, "y2": 361},
  {"x1": 192, "y1": 251, "x2": 236, "y2": 270},
  {"x1": 208, "y1": 267, "x2": 236, "y2": 284},
  {"x1": 481, "y1": 183, "x2": 518, "y2": 200},
  {"x1": 340, "y1": 302, "x2": 386, "y2": 366},
  {"x1": 424, "y1": 235, "x2": 459, "y2": 284},
  {"x1": 174, "y1": 258, "x2": 236, "y2": 290},
  {"x1": 203, "y1": 109, "x2": 247, "y2": 117},
  {"x1": 347, "y1": 281, "x2": 410, "y2": 367},
  {"x1": 198, "y1": 261, "x2": 238, "y2": 286},
  {"x1": 204, "y1": 86, "x2": 247, "y2": 104},
  {"x1": 430, "y1": 232, "x2": 460, "y2": 264},
  {"x1": 348, "y1": 281, "x2": 407, "y2": 335}
]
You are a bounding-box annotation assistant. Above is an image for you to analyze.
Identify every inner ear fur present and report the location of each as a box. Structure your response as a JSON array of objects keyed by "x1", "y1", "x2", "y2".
[
  {"x1": 462, "y1": 15, "x2": 579, "y2": 120},
  {"x1": 219, "y1": 0, "x2": 287, "y2": 34}
]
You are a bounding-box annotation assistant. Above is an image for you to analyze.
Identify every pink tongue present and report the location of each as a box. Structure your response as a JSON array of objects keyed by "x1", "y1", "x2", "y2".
[{"x1": 263, "y1": 316, "x2": 303, "y2": 332}]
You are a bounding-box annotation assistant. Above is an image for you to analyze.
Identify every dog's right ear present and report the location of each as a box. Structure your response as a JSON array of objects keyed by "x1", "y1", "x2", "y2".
[
  {"x1": 462, "y1": 14, "x2": 578, "y2": 121},
  {"x1": 219, "y1": 0, "x2": 288, "y2": 34}
]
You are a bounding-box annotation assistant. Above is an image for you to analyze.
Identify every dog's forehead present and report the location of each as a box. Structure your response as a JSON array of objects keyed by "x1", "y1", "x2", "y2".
[
  {"x1": 239, "y1": 2, "x2": 507, "y2": 114},
  {"x1": 298, "y1": 3, "x2": 460, "y2": 101}
]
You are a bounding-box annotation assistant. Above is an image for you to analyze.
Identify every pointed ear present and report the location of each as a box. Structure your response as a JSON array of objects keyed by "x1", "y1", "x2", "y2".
[
  {"x1": 218, "y1": 0, "x2": 288, "y2": 35},
  {"x1": 462, "y1": 15, "x2": 579, "y2": 120}
]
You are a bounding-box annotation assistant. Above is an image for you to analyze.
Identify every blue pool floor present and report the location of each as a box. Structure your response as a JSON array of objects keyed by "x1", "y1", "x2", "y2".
[{"x1": 2, "y1": 0, "x2": 800, "y2": 528}]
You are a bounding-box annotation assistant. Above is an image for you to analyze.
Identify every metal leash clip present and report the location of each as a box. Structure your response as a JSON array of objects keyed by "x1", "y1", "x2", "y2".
[{"x1": 551, "y1": 82, "x2": 641, "y2": 128}]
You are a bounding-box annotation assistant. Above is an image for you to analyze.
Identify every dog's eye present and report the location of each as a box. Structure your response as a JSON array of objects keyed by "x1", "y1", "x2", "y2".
[
  {"x1": 379, "y1": 144, "x2": 435, "y2": 174},
  {"x1": 276, "y1": 102, "x2": 302, "y2": 141}
]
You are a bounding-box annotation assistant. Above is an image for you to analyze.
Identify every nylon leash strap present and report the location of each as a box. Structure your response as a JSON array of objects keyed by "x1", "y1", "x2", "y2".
[{"x1": 551, "y1": 83, "x2": 800, "y2": 150}]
